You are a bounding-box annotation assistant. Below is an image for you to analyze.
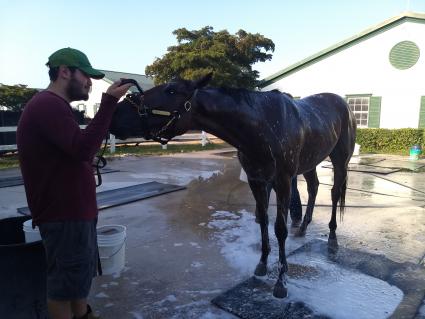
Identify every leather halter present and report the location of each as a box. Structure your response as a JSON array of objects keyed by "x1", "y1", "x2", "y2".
[{"x1": 124, "y1": 90, "x2": 196, "y2": 144}]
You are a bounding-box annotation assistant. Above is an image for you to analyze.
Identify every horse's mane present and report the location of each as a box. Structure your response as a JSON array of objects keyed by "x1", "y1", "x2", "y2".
[
  {"x1": 213, "y1": 87, "x2": 292, "y2": 106},
  {"x1": 271, "y1": 89, "x2": 293, "y2": 99}
]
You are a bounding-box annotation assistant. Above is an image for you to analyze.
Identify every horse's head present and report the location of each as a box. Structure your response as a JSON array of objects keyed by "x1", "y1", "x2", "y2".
[
  {"x1": 143, "y1": 73, "x2": 212, "y2": 142},
  {"x1": 110, "y1": 73, "x2": 212, "y2": 143},
  {"x1": 109, "y1": 92, "x2": 151, "y2": 140}
]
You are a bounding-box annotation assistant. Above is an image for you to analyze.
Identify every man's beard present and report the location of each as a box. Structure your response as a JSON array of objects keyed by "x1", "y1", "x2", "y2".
[{"x1": 66, "y1": 76, "x2": 89, "y2": 101}]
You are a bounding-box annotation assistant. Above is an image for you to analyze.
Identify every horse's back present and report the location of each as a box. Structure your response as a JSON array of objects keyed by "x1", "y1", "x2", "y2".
[
  {"x1": 291, "y1": 93, "x2": 356, "y2": 173},
  {"x1": 296, "y1": 93, "x2": 348, "y2": 116}
]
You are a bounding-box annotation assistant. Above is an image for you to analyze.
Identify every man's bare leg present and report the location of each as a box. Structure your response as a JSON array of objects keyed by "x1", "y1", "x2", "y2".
[
  {"x1": 47, "y1": 299, "x2": 72, "y2": 319},
  {"x1": 71, "y1": 299, "x2": 88, "y2": 318}
]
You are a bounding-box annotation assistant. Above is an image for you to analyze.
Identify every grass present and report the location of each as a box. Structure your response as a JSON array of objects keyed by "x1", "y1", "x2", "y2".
[
  {"x1": 104, "y1": 141, "x2": 230, "y2": 158},
  {"x1": 0, "y1": 141, "x2": 231, "y2": 170},
  {"x1": 1, "y1": 142, "x2": 423, "y2": 171},
  {"x1": 0, "y1": 153, "x2": 19, "y2": 170}
]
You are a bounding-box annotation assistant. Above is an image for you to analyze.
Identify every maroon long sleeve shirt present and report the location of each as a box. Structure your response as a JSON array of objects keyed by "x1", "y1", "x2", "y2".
[{"x1": 17, "y1": 91, "x2": 118, "y2": 225}]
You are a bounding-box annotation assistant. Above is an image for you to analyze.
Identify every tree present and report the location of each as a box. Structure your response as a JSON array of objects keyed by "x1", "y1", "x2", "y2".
[
  {"x1": 145, "y1": 26, "x2": 275, "y2": 89},
  {"x1": 0, "y1": 84, "x2": 38, "y2": 111}
]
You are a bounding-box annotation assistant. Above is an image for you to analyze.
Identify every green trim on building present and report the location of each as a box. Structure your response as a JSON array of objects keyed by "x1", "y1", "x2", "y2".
[
  {"x1": 259, "y1": 12, "x2": 425, "y2": 88},
  {"x1": 368, "y1": 96, "x2": 382, "y2": 128},
  {"x1": 419, "y1": 96, "x2": 425, "y2": 128},
  {"x1": 345, "y1": 93, "x2": 372, "y2": 98}
]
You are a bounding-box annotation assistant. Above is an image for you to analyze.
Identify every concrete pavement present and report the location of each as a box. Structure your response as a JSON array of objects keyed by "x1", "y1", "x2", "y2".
[{"x1": 1, "y1": 150, "x2": 425, "y2": 318}]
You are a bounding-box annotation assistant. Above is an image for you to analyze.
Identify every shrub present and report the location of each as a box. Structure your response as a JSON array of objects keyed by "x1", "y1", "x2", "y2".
[{"x1": 356, "y1": 128, "x2": 424, "y2": 154}]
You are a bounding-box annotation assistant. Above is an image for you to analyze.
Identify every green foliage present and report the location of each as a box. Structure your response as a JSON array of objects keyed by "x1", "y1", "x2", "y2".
[
  {"x1": 0, "y1": 84, "x2": 38, "y2": 111},
  {"x1": 356, "y1": 128, "x2": 424, "y2": 154},
  {"x1": 145, "y1": 26, "x2": 275, "y2": 89},
  {"x1": 1, "y1": 142, "x2": 231, "y2": 170}
]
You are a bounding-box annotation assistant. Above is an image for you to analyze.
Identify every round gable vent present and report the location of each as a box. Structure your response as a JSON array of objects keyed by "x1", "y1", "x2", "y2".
[{"x1": 389, "y1": 41, "x2": 420, "y2": 70}]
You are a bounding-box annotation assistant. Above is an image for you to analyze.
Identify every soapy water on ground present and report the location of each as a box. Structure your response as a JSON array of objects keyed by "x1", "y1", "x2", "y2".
[{"x1": 205, "y1": 209, "x2": 404, "y2": 319}]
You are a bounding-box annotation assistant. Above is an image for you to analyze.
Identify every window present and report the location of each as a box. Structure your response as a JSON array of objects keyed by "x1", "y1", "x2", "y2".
[{"x1": 347, "y1": 97, "x2": 369, "y2": 128}]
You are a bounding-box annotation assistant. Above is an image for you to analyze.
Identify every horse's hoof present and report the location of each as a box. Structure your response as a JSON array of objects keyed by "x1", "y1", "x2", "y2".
[
  {"x1": 328, "y1": 237, "x2": 339, "y2": 251},
  {"x1": 291, "y1": 220, "x2": 301, "y2": 228},
  {"x1": 254, "y1": 262, "x2": 267, "y2": 276},
  {"x1": 294, "y1": 227, "x2": 306, "y2": 237},
  {"x1": 273, "y1": 283, "x2": 288, "y2": 298}
]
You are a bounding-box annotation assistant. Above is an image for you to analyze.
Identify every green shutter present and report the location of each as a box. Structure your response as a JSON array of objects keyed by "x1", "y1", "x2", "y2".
[
  {"x1": 368, "y1": 96, "x2": 381, "y2": 128},
  {"x1": 419, "y1": 96, "x2": 425, "y2": 128}
]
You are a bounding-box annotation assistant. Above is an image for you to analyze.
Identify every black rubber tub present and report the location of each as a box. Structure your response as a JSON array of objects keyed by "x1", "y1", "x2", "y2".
[{"x1": 0, "y1": 216, "x2": 48, "y2": 319}]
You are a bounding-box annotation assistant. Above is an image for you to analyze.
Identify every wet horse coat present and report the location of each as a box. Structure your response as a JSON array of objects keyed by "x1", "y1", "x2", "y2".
[{"x1": 109, "y1": 74, "x2": 357, "y2": 298}]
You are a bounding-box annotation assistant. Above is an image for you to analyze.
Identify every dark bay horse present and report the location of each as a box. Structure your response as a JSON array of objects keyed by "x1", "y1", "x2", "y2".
[{"x1": 109, "y1": 74, "x2": 357, "y2": 298}]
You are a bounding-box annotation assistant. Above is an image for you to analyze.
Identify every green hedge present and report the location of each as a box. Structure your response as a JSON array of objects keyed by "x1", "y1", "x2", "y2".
[{"x1": 356, "y1": 128, "x2": 424, "y2": 154}]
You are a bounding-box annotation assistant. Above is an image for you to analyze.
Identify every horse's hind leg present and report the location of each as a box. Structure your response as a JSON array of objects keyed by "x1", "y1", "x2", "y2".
[
  {"x1": 289, "y1": 176, "x2": 302, "y2": 227},
  {"x1": 272, "y1": 174, "x2": 291, "y2": 298},
  {"x1": 248, "y1": 179, "x2": 272, "y2": 276},
  {"x1": 329, "y1": 153, "x2": 349, "y2": 247},
  {"x1": 295, "y1": 168, "x2": 319, "y2": 237}
]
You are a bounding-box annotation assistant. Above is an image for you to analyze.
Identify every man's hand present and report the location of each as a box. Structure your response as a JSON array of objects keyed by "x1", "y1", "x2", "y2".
[{"x1": 106, "y1": 79, "x2": 133, "y2": 99}]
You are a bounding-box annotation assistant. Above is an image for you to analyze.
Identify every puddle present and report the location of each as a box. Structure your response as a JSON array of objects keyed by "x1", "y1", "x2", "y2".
[
  {"x1": 349, "y1": 157, "x2": 385, "y2": 165},
  {"x1": 205, "y1": 209, "x2": 313, "y2": 276},
  {"x1": 206, "y1": 209, "x2": 405, "y2": 319},
  {"x1": 129, "y1": 169, "x2": 221, "y2": 185},
  {"x1": 214, "y1": 150, "x2": 238, "y2": 158},
  {"x1": 286, "y1": 251, "x2": 403, "y2": 319}
]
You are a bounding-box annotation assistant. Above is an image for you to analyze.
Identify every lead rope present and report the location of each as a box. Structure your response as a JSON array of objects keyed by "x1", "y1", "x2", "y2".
[
  {"x1": 97, "y1": 248, "x2": 103, "y2": 276},
  {"x1": 94, "y1": 138, "x2": 107, "y2": 277},
  {"x1": 93, "y1": 134, "x2": 109, "y2": 187}
]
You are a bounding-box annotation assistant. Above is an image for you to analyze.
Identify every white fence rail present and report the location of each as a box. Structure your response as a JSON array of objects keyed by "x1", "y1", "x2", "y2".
[{"x1": 0, "y1": 126, "x2": 215, "y2": 153}]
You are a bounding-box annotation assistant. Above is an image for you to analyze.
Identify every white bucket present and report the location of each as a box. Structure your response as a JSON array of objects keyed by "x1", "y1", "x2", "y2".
[
  {"x1": 22, "y1": 219, "x2": 42, "y2": 243},
  {"x1": 97, "y1": 225, "x2": 127, "y2": 275},
  {"x1": 353, "y1": 143, "x2": 361, "y2": 156},
  {"x1": 239, "y1": 168, "x2": 248, "y2": 183}
]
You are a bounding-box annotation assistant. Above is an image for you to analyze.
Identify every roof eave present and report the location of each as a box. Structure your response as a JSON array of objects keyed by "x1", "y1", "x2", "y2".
[{"x1": 259, "y1": 12, "x2": 425, "y2": 88}]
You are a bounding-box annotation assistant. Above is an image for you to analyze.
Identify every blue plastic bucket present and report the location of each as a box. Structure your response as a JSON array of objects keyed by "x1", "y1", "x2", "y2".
[{"x1": 409, "y1": 145, "x2": 422, "y2": 160}]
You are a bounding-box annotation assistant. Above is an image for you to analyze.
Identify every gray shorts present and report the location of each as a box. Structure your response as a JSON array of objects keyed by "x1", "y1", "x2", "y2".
[{"x1": 39, "y1": 219, "x2": 99, "y2": 300}]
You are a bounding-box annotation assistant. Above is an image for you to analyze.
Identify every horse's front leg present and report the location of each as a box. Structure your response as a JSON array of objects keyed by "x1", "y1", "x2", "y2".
[
  {"x1": 248, "y1": 179, "x2": 271, "y2": 277},
  {"x1": 296, "y1": 168, "x2": 319, "y2": 237},
  {"x1": 273, "y1": 175, "x2": 291, "y2": 298}
]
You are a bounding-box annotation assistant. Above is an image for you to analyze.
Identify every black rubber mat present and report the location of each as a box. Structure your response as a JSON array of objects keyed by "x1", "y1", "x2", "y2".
[
  {"x1": 212, "y1": 276, "x2": 329, "y2": 319},
  {"x1": 97, "y1": 167, "x2": 120, "y2": 174},
  {"x1": 212, "y1": 239, "x2": 425, "y2": 319},
  {"x1": 322, "y1": 164, "x2": 400, "y2": 174},
  {"x1": 0, "y1": 176, "x2": 24, "y2": 188},
  {"x1": 17, "y1": 181, "x2": 185, "y2": 215},
  {"x1": 0, "y1": 168, "x2": 119, "y2": 189}
]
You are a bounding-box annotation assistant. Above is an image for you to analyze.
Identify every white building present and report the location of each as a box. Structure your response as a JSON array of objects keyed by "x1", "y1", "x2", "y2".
[
  {"x1": 260, "y1": 12, "x2": 425, "y2": 129},
  {"x1": 71, "y1": 70, "x2": 154, "y2": 119}
]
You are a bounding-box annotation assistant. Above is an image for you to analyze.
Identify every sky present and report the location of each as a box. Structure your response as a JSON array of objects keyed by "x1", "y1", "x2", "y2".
[{"x1": 1, "y1": 0, "x2": 425, "y2": 89}]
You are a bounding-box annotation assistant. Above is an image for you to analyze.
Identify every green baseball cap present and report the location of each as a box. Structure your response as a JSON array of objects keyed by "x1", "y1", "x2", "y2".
[{"x1": 46, "y1": 47, "x2": 105, "y2": 79}]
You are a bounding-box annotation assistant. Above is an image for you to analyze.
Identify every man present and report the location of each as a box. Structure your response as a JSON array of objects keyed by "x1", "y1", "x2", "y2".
[{"x1": 17, "y1": 48, "x2": 132, "y2": 319}]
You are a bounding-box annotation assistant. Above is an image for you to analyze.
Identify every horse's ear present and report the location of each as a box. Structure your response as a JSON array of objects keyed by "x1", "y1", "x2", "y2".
[{"x1": 194, "y1": 72, "x2": 213, "y2": 88}]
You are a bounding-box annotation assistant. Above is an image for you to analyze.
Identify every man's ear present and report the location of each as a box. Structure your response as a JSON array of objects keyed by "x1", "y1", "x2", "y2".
[
  {"x1": 58, "y1": 65, "x2": 72, "y2": 80},
  {"x1": 195, "y1": 72, "x2": 213, "y2": 88}
]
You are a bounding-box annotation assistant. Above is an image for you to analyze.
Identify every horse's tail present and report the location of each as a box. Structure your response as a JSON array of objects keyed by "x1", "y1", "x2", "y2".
[{"x1": 339, "y1": 175, "x2": 347, "y2": 222}]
